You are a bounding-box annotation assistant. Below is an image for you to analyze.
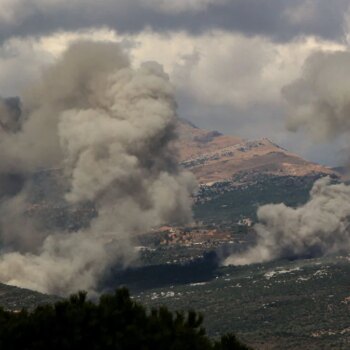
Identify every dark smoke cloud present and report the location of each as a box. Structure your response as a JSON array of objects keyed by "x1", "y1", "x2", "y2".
[
  {"x1": 0, "y1": 97, "x2": 22, "y2": 132},
  {"x1": 0, "y1": 0, "x2": 348, "y2": 43},
  {"x1": 0, "y1": 41, "x2": 196, "y2": 295}
]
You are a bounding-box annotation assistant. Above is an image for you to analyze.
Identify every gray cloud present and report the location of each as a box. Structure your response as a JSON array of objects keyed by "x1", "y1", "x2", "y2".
[
  {"x1": 283, "y1": 50, "x2": 350, "y2": 141},
  {"x1": 0, "y1": 97, "x2": 21, "y2": 132},
  {"x1": 0, "y1": 40, "x2": 196, "y2": 295},
  {"x1": 0, "y1": 0, "x2": 348, "y2": 43}
]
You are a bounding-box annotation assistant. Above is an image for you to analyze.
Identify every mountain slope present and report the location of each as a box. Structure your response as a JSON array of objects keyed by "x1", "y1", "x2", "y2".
[{"x1": 176, "y1": 120, "x2": 335, "y2": 184}]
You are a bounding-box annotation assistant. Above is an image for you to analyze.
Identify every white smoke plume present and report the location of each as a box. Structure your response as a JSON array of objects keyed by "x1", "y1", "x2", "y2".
[
  {"x1": 226, "y1": 50, "x2": 350, "y2": 266},
  {"x1": 0, "y1": 41, "x2": 196, "y2": 295}
]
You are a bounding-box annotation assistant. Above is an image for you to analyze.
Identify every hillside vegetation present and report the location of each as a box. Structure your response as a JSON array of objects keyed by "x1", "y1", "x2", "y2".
[{"x1": 0, "y1": 288, "x2": 250, "y2": 350}]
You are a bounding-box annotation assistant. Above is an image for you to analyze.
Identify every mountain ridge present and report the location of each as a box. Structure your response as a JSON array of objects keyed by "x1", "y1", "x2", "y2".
[{"x1": 176, "y1": 119, "x2": 336, "y2": 184}]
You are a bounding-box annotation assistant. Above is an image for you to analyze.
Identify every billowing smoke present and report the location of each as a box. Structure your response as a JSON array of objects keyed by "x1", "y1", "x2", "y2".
[
  {"x1": 225, "y1": 177, "x2": 350, "y2": 265},
  {"x1": 283, "y1": 51, "x2": 350, "y2": 141},
  {"x1": 226, "y1": 50, "x2": 350, "y2": 265},
  {"x1": 0, "y1": 97, "x2": 22, "y2": 133},
  {"x1": 0, "y1": 41, "x2": 196, "y2": 295}
]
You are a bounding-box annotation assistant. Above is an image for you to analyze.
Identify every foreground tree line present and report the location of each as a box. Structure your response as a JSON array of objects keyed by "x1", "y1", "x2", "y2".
[{"x1": 0, "y1": 288, "x2": 251, "y2": 349}]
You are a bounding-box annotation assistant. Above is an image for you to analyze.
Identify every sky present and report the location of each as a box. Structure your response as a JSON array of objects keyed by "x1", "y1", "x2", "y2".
[{"x1": 0, "y1": 0, "x2": 350, "y2": 166}]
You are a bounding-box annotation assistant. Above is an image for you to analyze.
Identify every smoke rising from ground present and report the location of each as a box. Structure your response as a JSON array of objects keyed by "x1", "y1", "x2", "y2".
[
  {"x1": 226, "y1": 50, "x2": 350, "y2": 265},
  {"x1": 225, "y1": 177, "x2": 350, "y2": 265},
  {"x1": 0, "y1": 41, "x2": 196, "y2": 295}
]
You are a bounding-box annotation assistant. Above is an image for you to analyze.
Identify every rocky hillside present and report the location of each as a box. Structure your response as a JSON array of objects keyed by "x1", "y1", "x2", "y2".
[{"x1": 176, "y1": 119, "x2": 336, "y2": 184}]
